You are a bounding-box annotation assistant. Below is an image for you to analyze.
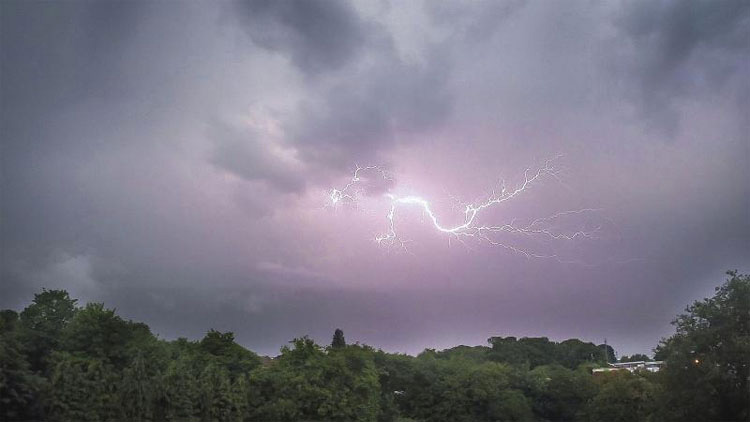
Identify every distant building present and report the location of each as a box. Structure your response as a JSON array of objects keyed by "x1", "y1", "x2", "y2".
[{"x1": 592, "y1": 361, "x2": 664, "y2": 375}]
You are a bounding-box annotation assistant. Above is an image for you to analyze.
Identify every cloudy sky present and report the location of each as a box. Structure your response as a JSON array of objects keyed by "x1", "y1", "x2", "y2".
[{"x1": 2, "y1": 0, "x2": 748, "y2": 357}]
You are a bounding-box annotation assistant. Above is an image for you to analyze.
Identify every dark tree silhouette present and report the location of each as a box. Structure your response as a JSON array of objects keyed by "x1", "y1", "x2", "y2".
[
  {"x1": 331, "y1": 328, "x2": 346, "y2": 348},
  {"x1": 654, "y1": 270, "x2": 750, "y2": 421}
]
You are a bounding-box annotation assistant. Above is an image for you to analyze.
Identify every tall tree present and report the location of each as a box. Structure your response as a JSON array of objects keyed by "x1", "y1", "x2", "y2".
[
  {"x1": 161, "y1": 353, "x2": 200, "y2": 420},
  {"x1": 654, "y1": 270, "x2": 750, "y2": 421},
  {"x1": 198, "y1": 363, "x2": 234, "y2": 422},
  {"x1": 60, "y1": 303, "x2": 134, "y2": 366},
  {"x1": 1, "y1": 309, "x2": 43, "y2": 420},
  {"x1": 119, "y1": 350, "x2": 155, "y2": 420},
  {"x1": 19, "y1": 289, "x2": 78, "y2": 372},
  {"x1": 332, "y1": 328, "x2": 346, "y2": 349}
]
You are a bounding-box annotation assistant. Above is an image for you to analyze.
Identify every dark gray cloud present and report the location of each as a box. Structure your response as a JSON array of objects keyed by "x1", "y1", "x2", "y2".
[
  {"x1": 210, "y1": 121, "x2": 306, "y2": 193},
  {"x1": 615, "y1": 0, "x2": 750, "y2": 132},
  {"x1": 620, "y1": 0, "x2": 749, "y2": 72},
  {"x1": 426, "y1": 0, "x2": 527, "y2": 42},
  {"x1": 289, "y1": 53, "x2": 453, "y2": 167},
  {"x1": 0, "y1": 1, "x2": 147, "y2": 122},
  {"x1": 230, "y1": 0, "x2": 454, "y2": 170},
  {"x1": 1, "y1": 0, "x2": 748, "y2": 358},
  {"x1": 232, "y1": 0, "x2": 372, "y2": 75}
]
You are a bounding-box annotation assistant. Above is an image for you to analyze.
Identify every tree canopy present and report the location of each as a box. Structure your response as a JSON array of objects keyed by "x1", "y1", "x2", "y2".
[{"x1": 653, "y1": 270, "x2": 750, "y2": 421}]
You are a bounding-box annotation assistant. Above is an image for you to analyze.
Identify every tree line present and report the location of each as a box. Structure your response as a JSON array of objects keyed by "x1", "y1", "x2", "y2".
[{"x1": 1, "y1": 271, "x2": 748, "y2": 421}]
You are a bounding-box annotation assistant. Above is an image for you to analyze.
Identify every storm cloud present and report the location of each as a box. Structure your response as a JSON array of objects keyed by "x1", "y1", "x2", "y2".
[
  {"x1": 233, "y1": 0, "x2": 372, "y2": 75},
  {"x1": 1, "y1": 0, "x2": 748, "y2": 357}
]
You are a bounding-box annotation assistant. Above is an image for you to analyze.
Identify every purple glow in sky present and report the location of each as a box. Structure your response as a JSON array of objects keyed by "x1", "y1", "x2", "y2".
[{"x1": 1, "y1": 0, "x2": 748, "y2": 357}]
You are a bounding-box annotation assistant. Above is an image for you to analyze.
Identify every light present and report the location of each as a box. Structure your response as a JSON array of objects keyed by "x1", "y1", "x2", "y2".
[{"x1": 327, "y1": 157, "x2": 601, "y2": 258}]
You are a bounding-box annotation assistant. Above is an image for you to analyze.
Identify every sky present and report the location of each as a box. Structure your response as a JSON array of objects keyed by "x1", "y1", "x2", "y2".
[{"x1": 1, "y1": 0, "x2": 748, "y2": 358}]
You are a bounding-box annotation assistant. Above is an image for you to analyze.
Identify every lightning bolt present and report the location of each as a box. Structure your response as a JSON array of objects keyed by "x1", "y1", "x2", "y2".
[
  {"x1": 328, "y1": 157, "x2": 601, "y2": 258},
  {"x1": 328, "y1": 165, "x2": 391, "y2": 207}
]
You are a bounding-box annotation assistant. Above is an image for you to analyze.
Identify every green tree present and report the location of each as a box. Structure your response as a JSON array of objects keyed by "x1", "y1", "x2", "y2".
[
  {"x1": 487, "y1": 336, "x2": 612, "y2": 369},
  {"x1": 490, "y1": 389, "x2": 534, "y2": 422},
  {"x1": 199, "y1": 329, "x2": 261, "y2": 377},
  {"x1": 60, "y1": 302, "x2": 135, "y2": 365},
  {"x1": 1, "y1": 309, "x2": 44, "y2": 420},
  {"x1": 487, "y1": 336, "x2": 528, "y2": 366},
  {"x1": 391, "y1": 354, "x2": 533, "y2": 422},
  {"x1": 119, "y1": 350, "x2": 156, "y2": 421},
  {"x1": 229, "y1": 374, "x2": 250, "y2": 421},
  {"x1": 249, "y1": 337, "x2": 381, "y2": 421},
  {"x1": 619, "y1": 353, "x2": 651, "y2": 363},
  {"x1": 161, "y1": 353, "x2": 201, "y2": 420},
  {"x1": 373, "y1": 351, "x2": 416, "y2": 421},
  {"x1": 332, "y1": 328, "x2": 346, "y2": 349},
  {"x1": 18, "y1": 289, "x2": 78, "y2": 373},
  {"x1": 582, "y1": 371, "x2": 660, "y2": 422},
  {"x1": 600, "y1": 343, "x2": 617, "y2": 364},
  {"x1": 526, "y1": 364, "x2": 597, "y2": 421},
  {"x1": 198, "y1": 362, "x2": 234, "y2": 422},
  {"x1": 432, "y1": 345, "x2": 490, "y2": 363},
  {"x1": 1, "y1": 310, "x2": 20, "y2": 332},
  {"x1": 557, "y1": 339, "x2": 613, "y2": 368},
  {"x1": 654, "y1": 270, "x2": 750, "y2": 421},
  {"x1": 47, "y1": 353, "x2": 121, "y2": 422}
]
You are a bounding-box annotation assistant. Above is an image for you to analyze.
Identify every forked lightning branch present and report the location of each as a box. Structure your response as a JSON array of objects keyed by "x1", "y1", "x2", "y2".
[{"x1": 327, "y1": 157, "x2": 601, "y2": 257}]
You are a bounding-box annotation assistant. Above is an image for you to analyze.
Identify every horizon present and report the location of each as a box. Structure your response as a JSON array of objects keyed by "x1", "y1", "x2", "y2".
[
  {"x1": 6, "y1": 285, "x2": 632, "y2": 358},
  {"x1": 5, "y1": 275, "x2": 729, "y2": 359}
]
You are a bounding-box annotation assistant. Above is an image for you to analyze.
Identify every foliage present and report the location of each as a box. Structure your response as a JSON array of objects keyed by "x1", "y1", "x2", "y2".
[
  {"x1": 653, "y1": 270, "x2": 750, "y2": 421},
  {"x1": 582, "y1": 371, "x2": 660, "y2": 422},
  {"x1": 619, "y1": 353, "x2": 651, "y2": 362},
  {"x1": 526, "y1": 364, "x2": 597, "y2": 421},
  {"x1": 1, "y1": 310, "x2": 44, "y2": 420},
  {"x1": 60, "y1": 302, "x2": 137, "y2": 366},
  {"x1": 47, "y1": 352, "x2": 121, "y2": 421},
  {"x1": 247, "y1": 337, "x2": 381, "y2": 421},
  {"x1": 200, "y1": 329, "x2": 262, "y2": 376},
  {"x1": 18, "y1": 289, "x2": 77, "y2": 373},
  {"x1": 487, "y1": 336, "x2": 614, "y2": 369}
]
